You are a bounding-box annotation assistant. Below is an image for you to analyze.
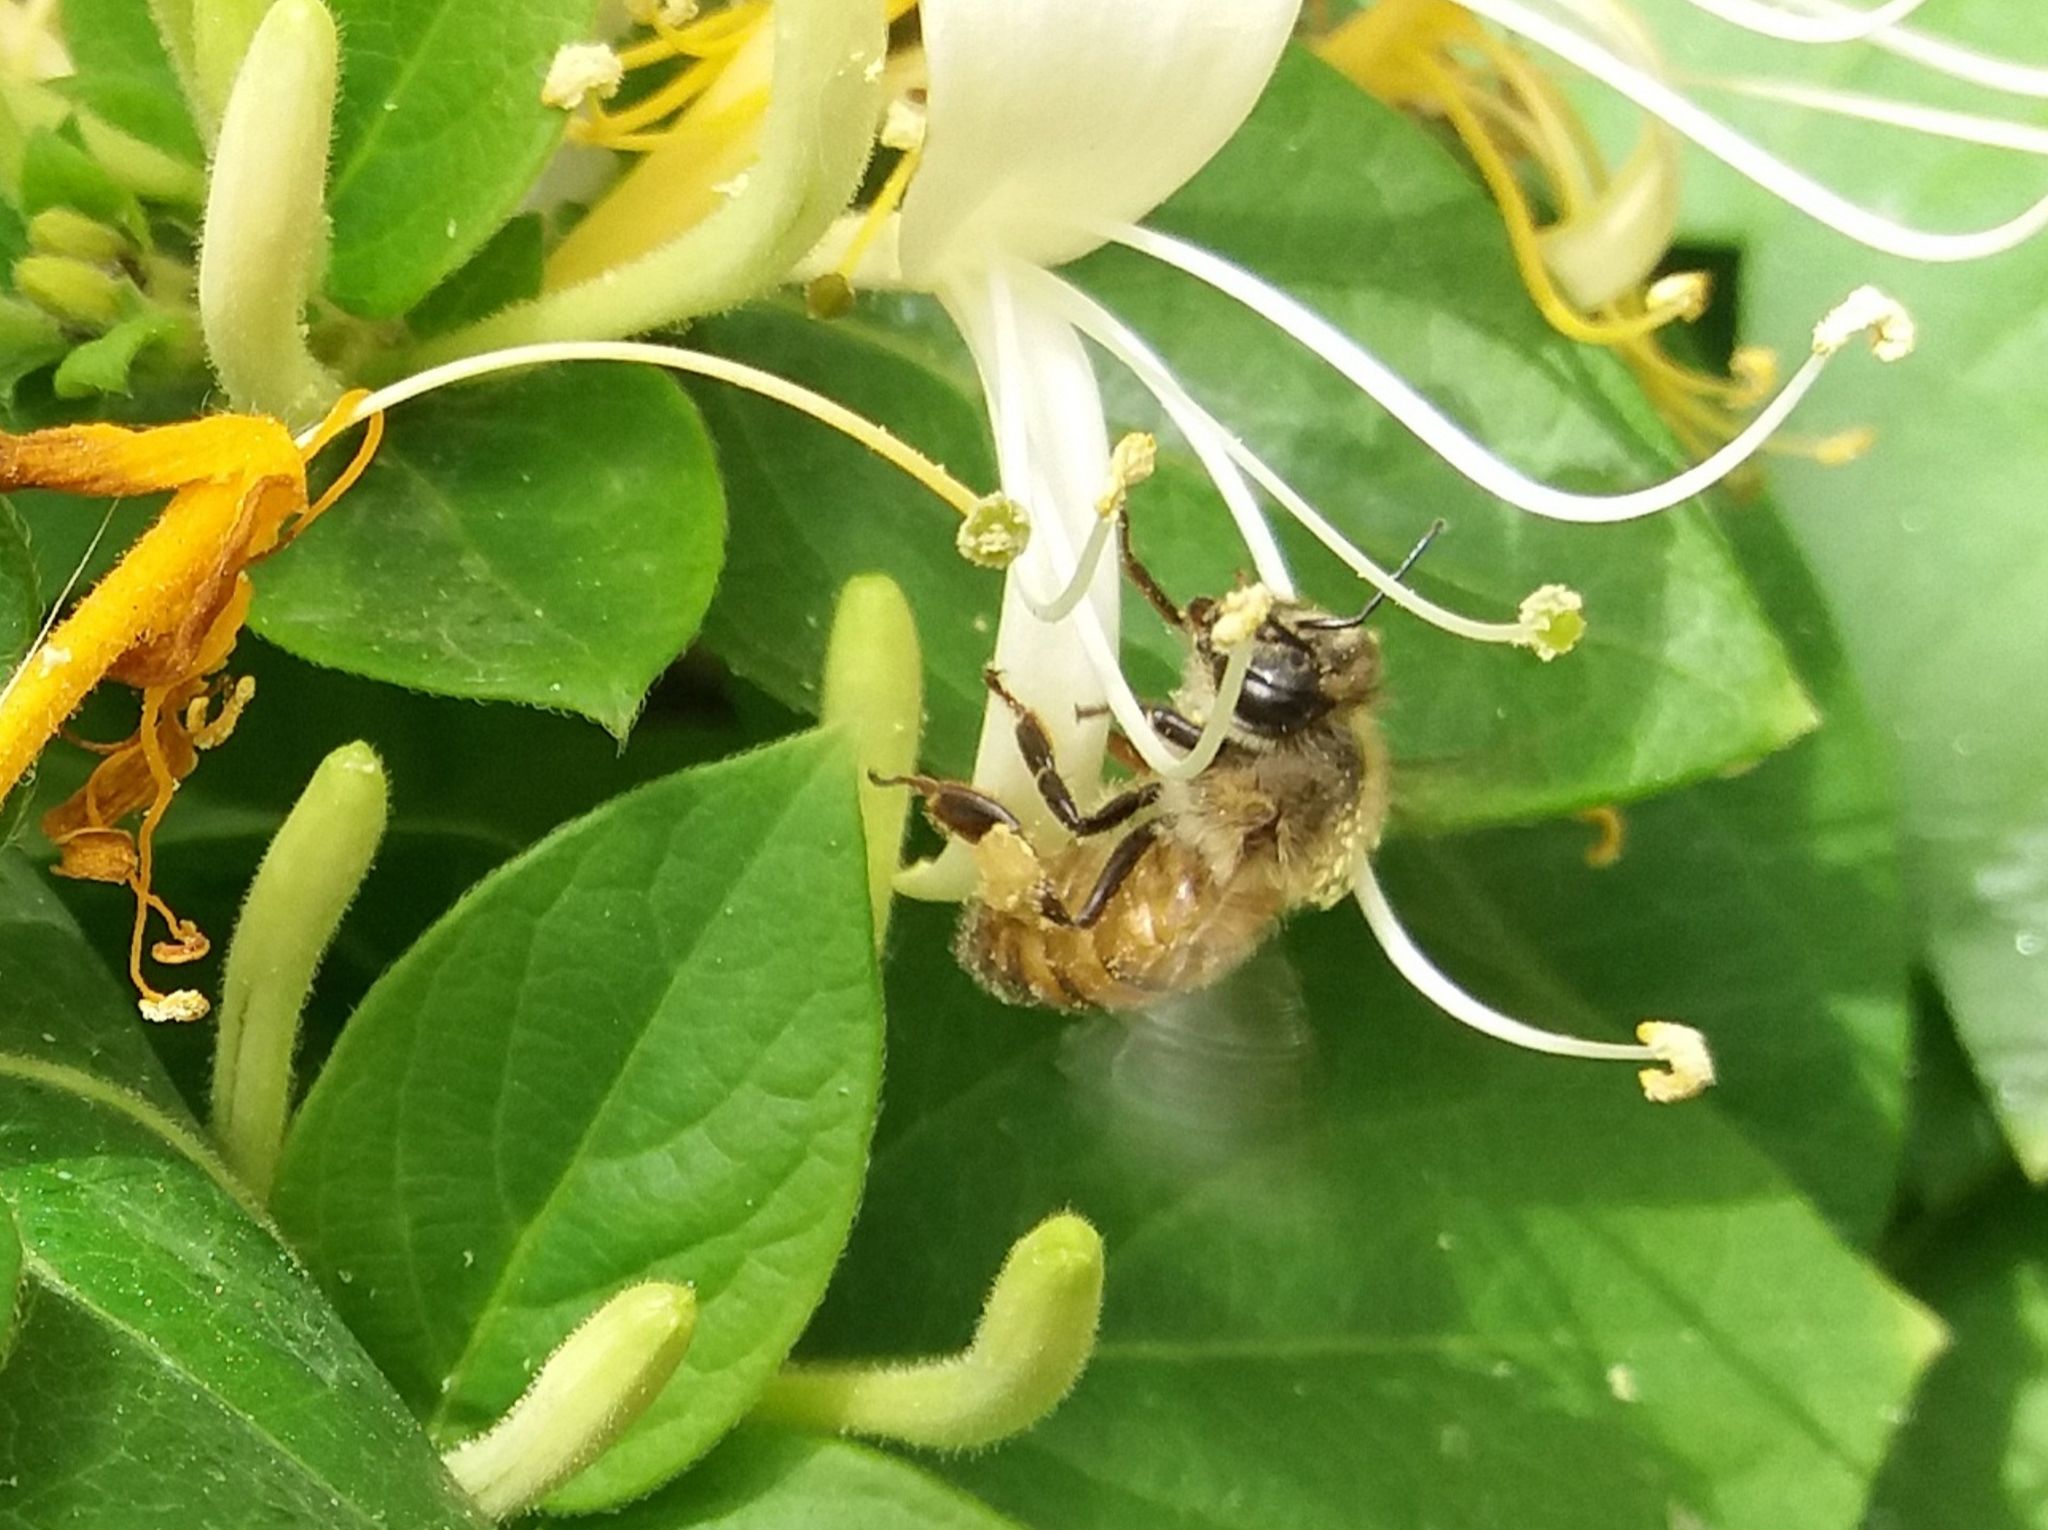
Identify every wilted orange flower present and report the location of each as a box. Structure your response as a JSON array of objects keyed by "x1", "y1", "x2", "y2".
[{"x1": 0, "y1": 394, "x2": 380, "y2": 1020}]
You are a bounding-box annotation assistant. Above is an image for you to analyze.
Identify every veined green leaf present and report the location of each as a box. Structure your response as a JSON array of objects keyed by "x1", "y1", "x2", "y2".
[
  {"x1": 586, "y1": 1431, "x2": 1027, "y2": 1530},
  {"x1": 0, "y1": 864, "x2": 484, "y2": 1529},
  {"x1": 273, "y1": 733, "x2": 884, "y2": 1510},
  {"x1": 801, "y1": 895, "x2": 1940, "y2": 1530},
  {"x1": 251, "y1": 363, "x2": 726, "y2": 738},
  {"x1": 322, "y1": 0, "x2": 602, "y2": 317}
]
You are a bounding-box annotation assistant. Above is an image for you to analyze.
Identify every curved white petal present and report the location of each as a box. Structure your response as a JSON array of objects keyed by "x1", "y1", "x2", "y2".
[
  {"x1": 899, "y1": 0, "x2": 1298, "y2": 284},
  {"x1": 929, "y1": 267, "x2": 1120, "y2": 868}
]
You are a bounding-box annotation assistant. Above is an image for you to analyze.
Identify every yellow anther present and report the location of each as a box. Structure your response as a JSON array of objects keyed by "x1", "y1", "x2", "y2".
[
  {"x1": 190, "y1": 675, "x2": 257, "y2": 749},
  {"x1": 1096, "y1": 431, "x2": 1157, "y2": 518},
  {"x1": 1211, "y1": 582, "x2": 1274, "y2": 650},
  {"x1": 540, "y1": 43, "x2": 624, "y2": 110},
  {"x1": 1645, "y1": 270, "x2": 1710, "y2": 323},
  {"x1": 1636, "y1": 1021, "x2": 1716, "y2": 1103},
  {"x1": 880, "y1": 97, "x2": 926, "y2": 152},
  {"x1": 140, "y1": 989, "x2": 211, "y2": 1024},
  {"x1": 1518, "y1": 584, "x2": 1585, "y2": 661},
  {"x1": 1728, "y1": 345, "x2": 1778, "y2": 405},
  {"x1": 1805, "y1": 426, "x2": 1878, "y2": 466},
  {"x1": 805, "y1": 272, "x2": 856, "y2": 320},
  {"x1": 957, "y1": 494, "x2": 1031, "y2": 569}
]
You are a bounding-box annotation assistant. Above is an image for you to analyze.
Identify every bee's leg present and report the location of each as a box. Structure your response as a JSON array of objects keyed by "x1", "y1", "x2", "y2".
[
  {"x1": 1118, "y1": 514, "x2": 1185, "y2": 630},
  {"x1": 1079, "y1": 702, "x2": 1202, "y2": 770},
  {"x1": 1143, "y1": 705, "x2": 1203, "y2": 751},
  {"x1": 869, "y1": 771, "x2": 1022, "y2": 844},
  {"x1": 1038, "y1": 824, "x2": 1159, "y2": 930},
  {"x1": 984, "y1": 669, "x2": 1160, "y2": 836}
]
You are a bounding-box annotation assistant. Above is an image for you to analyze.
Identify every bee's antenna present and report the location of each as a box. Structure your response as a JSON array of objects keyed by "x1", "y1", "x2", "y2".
[{"x1": 1306, "y1": 518, "x2": 1446, "y2": 629}]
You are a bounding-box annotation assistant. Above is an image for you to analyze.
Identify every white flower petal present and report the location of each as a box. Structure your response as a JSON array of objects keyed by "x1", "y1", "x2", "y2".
[
  {"x1": 899, "y1": 0, "x2": 1298, "y2": 283},
  {"x1": 948, "y1": 263, "x2": 1118, "y2": 821}
]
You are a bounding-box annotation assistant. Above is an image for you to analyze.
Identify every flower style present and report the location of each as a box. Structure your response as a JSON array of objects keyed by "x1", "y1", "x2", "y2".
[{"x1": 788, "y1": 0, "x2": 1934, "y2": 1100}]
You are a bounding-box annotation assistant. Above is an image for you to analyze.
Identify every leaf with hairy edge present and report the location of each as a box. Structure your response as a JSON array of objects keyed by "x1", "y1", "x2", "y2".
[
  {"x1": 252, "y1": 363, "x2": 726, "y2": 738},
  {"x1": 274, "y1": 733, "x2": 884, "y2": 1511}
]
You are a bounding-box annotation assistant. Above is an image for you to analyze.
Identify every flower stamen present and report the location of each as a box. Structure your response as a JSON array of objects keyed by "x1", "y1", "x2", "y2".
[
  {"x1": 1454, "y1": 0, "x2": 2048, "y2": 262},
  {"x1": 1353, "y1": 854, "x2": 1715, "y2": 1103},
  {"x1": 1017, "y1": 432, "x2": 1155, "y2": 623},
  {"x1": 1677, "y1": 0, "x2": 1933, "y2": 46},
  {"x1": 1112, "y1": 220, "x2": 1913, "y2": 523}
]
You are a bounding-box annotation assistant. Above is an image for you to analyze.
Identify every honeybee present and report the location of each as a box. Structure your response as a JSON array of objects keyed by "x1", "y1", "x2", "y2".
[{"x1": 880, "y1": 519, "x2": 1440, "y2": 1013}]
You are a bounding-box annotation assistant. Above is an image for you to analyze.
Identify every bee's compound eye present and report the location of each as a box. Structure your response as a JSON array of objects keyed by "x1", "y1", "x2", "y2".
[{"x1": 1232, "y1": 646, "x2": 1331, "y2": 735}]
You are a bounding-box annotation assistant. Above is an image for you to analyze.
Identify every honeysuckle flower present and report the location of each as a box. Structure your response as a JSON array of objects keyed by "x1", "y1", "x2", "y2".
[
  {"x1": 1440, "y1": 0, "x2": 2048, "y2": 262},
  {"x1": 409, "y1": 0, "x2": 891, "y2": 362},
  {"x1": 0, "y1": 339, "x2": 1001, "y2": 1022},
  {"x1": 1320, "y1": 0, "x2": 2048, "y2": 465},
  {"x1": 0, "y1": 394, "x2": 382, "y2": 1022},
  {"x1": 781, "y1": 0, "x2": 1936, "y2": 1097},
  {"x1": 1316, "y1": 0, "x2": 1807, "y2": 470}
]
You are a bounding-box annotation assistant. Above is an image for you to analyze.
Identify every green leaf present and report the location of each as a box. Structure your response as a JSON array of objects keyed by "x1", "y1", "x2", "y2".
[
  {"x1": 1714, "y1": 0, "x2": 2048, "y2": 1176},
  {"x1": 1870, "y1": 1180, "x2": 2048, "y2": 1530},
  {"x1": 578, "y1": 1430, "x2": 1026, "y2": 1530},
  {"x1": 250, "y1": 363, "x2": 726, "y2": 737},
  {"x1": 51, "y1": 309, "x2": 190, "y2": 399},
  {"x1": 272, "y1": 733, "x2": 884, "y2": 1511},
  {"x1": 0, "y1": 858, "x2": 182, "y2": 1108},
  {"x1": 322, "y1": 0, "x2": 601, "y2": 317},
  {"x1": 18, "y1": 128, "x2": 142, "y2": 234},
  {"x1": 407, "y1": 213, "x2": 545, "y2": 340},
  {"x1": 803, "y1": 896, "x2": 1939, "y2": 1530},
  {"x1": 1393, "y1": 500, "x2": 1912, "y2": 1239},
  {"x1": 13, "y1": 635, "x2": 799, "y2": 1112},
  {"x1": 54, "y1": 0, "x2": 205, "y2": 164},
  {"x1": 0, "y1": 866, "x2": 485, "y2": 1529},
  {"x1": 696, "y1": 51, "x2": 1813, "y2": 831},
  {"x1": 0, "y1": 497, "x2": 33, "y2": 668},
  {"x1": 0, "y1": 1198, "x2": 18, "y2": 1367}
]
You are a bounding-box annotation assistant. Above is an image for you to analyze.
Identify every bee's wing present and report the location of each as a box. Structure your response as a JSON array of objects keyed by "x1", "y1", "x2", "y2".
[{"x1": 1056, "y1": 944, "x2": 1322, "y2": 1171}]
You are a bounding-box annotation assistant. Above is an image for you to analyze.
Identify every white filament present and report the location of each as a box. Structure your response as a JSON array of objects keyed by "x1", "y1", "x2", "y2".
[
  {"x1": 1353, "y1": 854, "x2": 1661, "y2": 1063},
  {"x1": 1694, "y1": 74, "x2": 2048, "y2": 156},
  {"x1": 1456, "y1": 0, "x2": 2048, "y2": 260},
  {"x1": 1021, "y1": 265, "x2": 1538, "y2": 646},
  {"x1": 1680, "y1": 0, "x2": 1932, "y2": 46},
  {"x1": 1114, "y1": 221, "x2": 1863, "y2": 522}
]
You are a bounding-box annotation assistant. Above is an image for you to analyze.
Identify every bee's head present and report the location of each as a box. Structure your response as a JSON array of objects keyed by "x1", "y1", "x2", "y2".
[{"x1": 1187, "y1": 596, "x2": 1382, "y2": 738}]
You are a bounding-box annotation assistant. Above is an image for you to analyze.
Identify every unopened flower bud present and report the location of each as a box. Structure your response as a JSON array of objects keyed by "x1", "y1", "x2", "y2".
[
  {"x1": 443, "y1": 1282, "x2": 698, "y2": 1519},
  {"x1": 14, "y1": 255, "x2": 128, "y2": 329},
  {"x1": 27, "y1": 209, "x2": 129, "y2": 264},
  {"x1": 754, "y1": 1212, "x2": 1104, "y2": 1450},
  {"x1": 198, "y1": 0, "x2": 343, "y2": 424}
]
